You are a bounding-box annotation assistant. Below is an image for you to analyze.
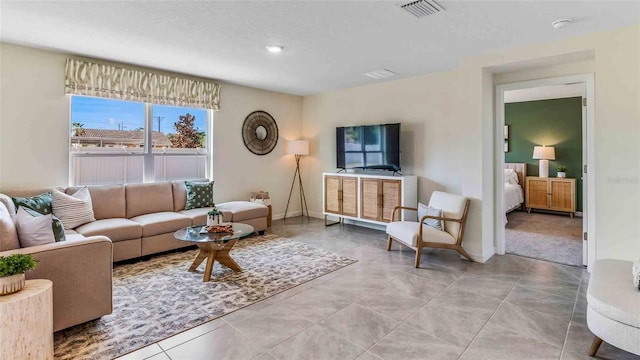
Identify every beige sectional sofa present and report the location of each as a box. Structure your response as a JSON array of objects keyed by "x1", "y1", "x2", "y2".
[
  {"x1": 64, "y1": 180, "x2": 268, "y2": 262},
  {"x1": 0, "y1": 180, "x2": 268, "y2": 331}
]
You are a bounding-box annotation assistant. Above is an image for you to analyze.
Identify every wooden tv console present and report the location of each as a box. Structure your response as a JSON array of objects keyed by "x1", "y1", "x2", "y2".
[{"x1": 322, "y1": 172, "x2": 417, "y2": 226}]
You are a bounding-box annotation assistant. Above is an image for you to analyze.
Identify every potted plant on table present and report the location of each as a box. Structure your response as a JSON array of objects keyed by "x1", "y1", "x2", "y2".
[
  {"x1": 0, "y1": 254, "x2": 37, "y2": 295},
  {"x1": 207, "y1": 205, "x2": 224, "y2": 226},
  {"x1": 557, "y1": 165, "x2": 567, "y2": 178}
]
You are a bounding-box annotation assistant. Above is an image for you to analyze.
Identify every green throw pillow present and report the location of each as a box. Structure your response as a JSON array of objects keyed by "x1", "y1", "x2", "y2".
[
  {"x1": 21, "y1": 207, "x2": 66, "y2": 242},
  {"x1": 12, "y1": 192, "x2": 53, "y2": 215},
  {"x1": 184, "y1": 181, "x2": 215, "y2": 210}
]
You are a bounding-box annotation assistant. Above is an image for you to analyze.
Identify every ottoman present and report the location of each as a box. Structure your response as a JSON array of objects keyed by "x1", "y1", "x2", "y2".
[{"x1": 587, "y1": 259, "x2": 640, "y2": 356}]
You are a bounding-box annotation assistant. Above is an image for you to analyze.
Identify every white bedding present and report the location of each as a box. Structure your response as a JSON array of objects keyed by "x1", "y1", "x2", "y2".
[{"x1": 505, "y1": 183, "x2": 524, "y2": 212}]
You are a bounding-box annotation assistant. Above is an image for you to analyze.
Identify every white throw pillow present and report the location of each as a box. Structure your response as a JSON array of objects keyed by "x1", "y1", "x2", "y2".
[
  {"x1": 51, "y1": 187, "x2": 96, "y2": 230},
  {"x1": 15, "y1": 207, "x2": 55, "y2": 247},
  {"x1": 504, "y1": 169, "x2": 519, "y2": 185},
  {"x1": 417, "y1": 202, "x2": 444, "y2": 231}
]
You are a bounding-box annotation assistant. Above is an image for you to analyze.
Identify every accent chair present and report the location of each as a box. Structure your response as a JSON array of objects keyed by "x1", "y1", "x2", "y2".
[{"x1": 386, "y1": 191, "x2": 474, "y2": 267}]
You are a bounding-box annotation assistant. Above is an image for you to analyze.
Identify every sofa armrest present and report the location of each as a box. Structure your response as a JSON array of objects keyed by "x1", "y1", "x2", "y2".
[{"x1": 1, "y1": 236, "x2": 113, "y2": 332}]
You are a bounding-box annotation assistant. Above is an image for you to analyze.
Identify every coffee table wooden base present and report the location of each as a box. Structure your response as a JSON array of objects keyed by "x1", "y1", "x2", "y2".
[{"x1": 188, "y1": 239, "x2": 242, "y2": 282}]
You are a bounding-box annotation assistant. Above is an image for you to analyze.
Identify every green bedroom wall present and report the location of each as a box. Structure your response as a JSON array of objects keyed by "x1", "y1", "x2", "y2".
[{"x1": 505, "y1": 97, "x2": 583, "y2": 211}]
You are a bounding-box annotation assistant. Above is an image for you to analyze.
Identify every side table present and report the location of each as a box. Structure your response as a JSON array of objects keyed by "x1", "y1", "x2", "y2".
[{"x1": 0, "y1": 279, "x2": 53, "y2": 360}]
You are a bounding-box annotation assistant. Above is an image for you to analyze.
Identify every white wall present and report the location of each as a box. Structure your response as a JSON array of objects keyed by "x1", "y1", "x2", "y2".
[
  {"x1": 303, "y1": 24, "x2": 640, "y2": 263},
  {"x1": 0, "y1": 43, "x2": 304, "y2": 218}
]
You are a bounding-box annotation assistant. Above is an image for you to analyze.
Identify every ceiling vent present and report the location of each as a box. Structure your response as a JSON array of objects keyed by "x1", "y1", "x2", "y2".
[
  {"x1": 397, "y1": 0, "x2": 445, "y2": 18},
  {"x1": 362, "y1": 69, "x2": 398, "y2": 80}
]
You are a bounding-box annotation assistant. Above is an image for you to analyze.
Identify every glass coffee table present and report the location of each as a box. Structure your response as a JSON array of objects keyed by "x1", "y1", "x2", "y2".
[{"x1": 174, "y1": 223, "x2": 254, "y2": 282}]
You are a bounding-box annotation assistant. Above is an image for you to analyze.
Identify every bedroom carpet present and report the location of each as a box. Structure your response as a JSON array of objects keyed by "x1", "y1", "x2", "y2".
[
  {"x1": 53, "y1": 233, "x2": 356, "y2": 360},
  {"x1": 506, "y1": 211, "x2": 583, "y2": 267}
]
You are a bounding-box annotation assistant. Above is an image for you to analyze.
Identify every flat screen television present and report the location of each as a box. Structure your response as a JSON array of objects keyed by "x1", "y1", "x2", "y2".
[{"x1": 336, "y1": 123, "x2": 401, "y2": 172}]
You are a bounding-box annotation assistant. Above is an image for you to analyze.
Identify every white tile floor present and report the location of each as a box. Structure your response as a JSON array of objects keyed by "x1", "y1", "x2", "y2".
[{"x1": 115, "y1": 217, "x2": 639, "y2": 360}]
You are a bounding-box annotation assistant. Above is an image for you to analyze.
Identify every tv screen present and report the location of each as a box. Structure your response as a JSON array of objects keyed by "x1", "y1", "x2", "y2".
[{"x1": 336, "y1": 123, "x2": 401, "y2": 171}]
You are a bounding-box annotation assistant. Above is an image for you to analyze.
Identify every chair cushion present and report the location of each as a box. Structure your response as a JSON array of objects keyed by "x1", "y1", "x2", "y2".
[
  {"x1": 126, "y1": 182, "x2": 174, "y2": 218},
  {"x1": 428, "y1": 191, "x2": 467, "y2": 239},
  {"x1": 75, "y1": 218, "x2": 142, "y2": 242},
  {"x1": 587, "y1": 259, "x2": 640, "y2": 328},
  {"x1": 179, "y1": 207, "x2": 232, "y2": 226},
  {"x1": 217, "y1": 201, "x2": 268, "y2": 222},
  {"x1": 130, "y1": 212, "x2": 191, "y2": 237},
  {"x1": 386, "y1": 221, "x2": 456, "y2": 247}
]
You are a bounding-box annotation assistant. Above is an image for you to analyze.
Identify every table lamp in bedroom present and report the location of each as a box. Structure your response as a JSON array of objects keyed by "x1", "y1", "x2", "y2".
[{"x1": 533, "y1": 145, "x2": 555, "y2": 178}]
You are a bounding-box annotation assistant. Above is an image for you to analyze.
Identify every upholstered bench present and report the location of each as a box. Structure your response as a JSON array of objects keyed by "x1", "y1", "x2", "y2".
[{"x1": 587, "y1": 259, "x2": 640, "y2": 356}]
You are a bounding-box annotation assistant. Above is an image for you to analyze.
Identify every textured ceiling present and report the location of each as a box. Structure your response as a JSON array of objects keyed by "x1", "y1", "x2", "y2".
[{"x1": 1, "y1": 1, "x2": 639, "y2": 95}]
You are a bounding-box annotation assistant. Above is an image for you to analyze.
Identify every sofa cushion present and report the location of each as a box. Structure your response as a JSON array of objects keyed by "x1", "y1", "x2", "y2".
[
  {"x1": 130, "y1": 212, "x2": 191, "y2": 238},
  {"x1": 0, "y1": 201, "x2": 20, "y2": 251},
  {"x1": 217, "y1": 201, "x2": 268, "y2": 222},
  {"x1": 75, "y1": 218, "x2": 142, "y2": 242},
  {"x1": 52, "y1": 188, "x2": 96, "y2": 230},
  {"x1": 179, "y1": 207, "x2": 232, "y2": 226},
  {"x1": 184, "y1": 181, "x2": 215, "y2": 210},
  {"x1": 172, "y1": 179, "x2": 210, "y2": 212},
  {"x1": 22, "y1": 207, "x2": 66, "y2": 242},
  {"x1": 67, "y1": 185, "x2": 126, "y2": 220},
  {"x1": 387, "y1": 221, "x2": 456, "y2": 247},
  {"x1": 126, "y1": 182, "x2": 174, "y2": 218},
  {"x1": 15, "y1": 207, "x2": 56, "y2": 247},
  {"x1": 12, "y1": 192, "x2": 52, "y2": 215}
]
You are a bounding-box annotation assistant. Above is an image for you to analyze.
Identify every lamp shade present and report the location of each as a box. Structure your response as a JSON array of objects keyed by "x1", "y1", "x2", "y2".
[
  {"x1": 532, "y1": 146, "x2": 555, "y2": 160},
  {"x1": 287, "y1": 140, "x2": 309, "y2": 155}
]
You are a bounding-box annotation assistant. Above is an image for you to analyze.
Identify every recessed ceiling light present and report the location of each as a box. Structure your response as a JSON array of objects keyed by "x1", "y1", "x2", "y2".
[
  {"x1": 552, "y1": 19, "x2": 572, "y2": 29},
  {"x1": 266, "y1": 45, "x2": 284, "y2": 53}
]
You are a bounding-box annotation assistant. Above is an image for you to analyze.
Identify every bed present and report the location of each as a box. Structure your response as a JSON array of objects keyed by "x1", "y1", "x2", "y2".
[{"x1": 504, "y1": 163, "x2": 526, "y2": 216}]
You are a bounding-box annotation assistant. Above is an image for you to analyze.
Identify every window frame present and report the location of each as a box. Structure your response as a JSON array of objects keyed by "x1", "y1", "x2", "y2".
[{"x1": 69, "y1": 95, "x2": 213, "y2": 185}]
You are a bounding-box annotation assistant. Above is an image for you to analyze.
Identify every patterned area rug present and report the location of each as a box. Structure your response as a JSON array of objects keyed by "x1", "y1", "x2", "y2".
[{"x1": 54, "y1": 234, "x2": 356, "y2": 359}]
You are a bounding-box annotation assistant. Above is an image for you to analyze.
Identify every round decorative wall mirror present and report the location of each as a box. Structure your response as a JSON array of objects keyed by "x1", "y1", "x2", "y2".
[
  {"x1": 242, "y1": 111, "x2": 278, "y2": 155},
  {"x1": 255, "y1": 125, "x2": 268, "y2": 141}
]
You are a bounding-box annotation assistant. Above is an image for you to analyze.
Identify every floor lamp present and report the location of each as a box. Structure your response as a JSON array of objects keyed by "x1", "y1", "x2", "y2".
[{"x1": 284, "y1": 140, "x2": 310, "y2": 221}]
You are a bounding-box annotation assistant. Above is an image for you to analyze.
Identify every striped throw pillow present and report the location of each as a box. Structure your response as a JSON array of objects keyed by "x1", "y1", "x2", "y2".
[
  {"x1": 51, "y1": 187, "x2": 96, "y2": 230},
  {"x1": 417, "y1": 202, "x2": 444, "y2": 231}
]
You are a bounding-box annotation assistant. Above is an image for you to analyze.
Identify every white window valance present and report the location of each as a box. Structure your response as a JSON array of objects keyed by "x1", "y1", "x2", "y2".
[{"x1": 64, "y1": 58, "x2": 221, "y2": 110}]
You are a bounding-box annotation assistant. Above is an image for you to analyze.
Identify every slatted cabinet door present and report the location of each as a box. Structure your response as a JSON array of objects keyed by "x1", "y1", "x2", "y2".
[
  {"x1": 341, "y1": 177, "x2": 358, "y2": 217},
  {"x1": 324, "y1": 176, "x2": 341, "y2": 214},
  {"x1": 526, "y1": 177, "x2": 549, "y2": 209},
  {"x1": 549, "y1": 179, "x2": 576, "y2": 213},
  {"x1": 381, "y1": 180, "x2": 402, "y2": 222},
  {"x1": 360, "y1": 178, "x2": 380, "y2": 221}
]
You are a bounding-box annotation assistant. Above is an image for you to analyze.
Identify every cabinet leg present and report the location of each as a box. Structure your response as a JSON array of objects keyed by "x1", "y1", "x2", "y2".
[
  {"x1": 570, "y1": 212, "x2": 574, "y2": 219},
  {"x1": 527, "y1": 208, "x2": 531, "y2": 213}
]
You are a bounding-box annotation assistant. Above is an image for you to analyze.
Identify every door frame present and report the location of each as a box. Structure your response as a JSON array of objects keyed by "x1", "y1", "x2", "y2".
[{"x1": 494, "y1": 74, "x2": 595, "y2": 270}]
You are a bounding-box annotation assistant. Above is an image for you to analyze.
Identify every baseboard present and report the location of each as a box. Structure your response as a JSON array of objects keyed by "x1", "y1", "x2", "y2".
[
  {"x1": 273, "y1": 211, "x2": 325, "y2": 221},
  {"x1": 272, "y1": 211, "x2": 302, "y2": 220}
]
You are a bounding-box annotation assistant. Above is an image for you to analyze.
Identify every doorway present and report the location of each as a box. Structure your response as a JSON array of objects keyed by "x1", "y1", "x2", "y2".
[{"x1": 495, "y1": 74, "x2": 595, "y2": 269}]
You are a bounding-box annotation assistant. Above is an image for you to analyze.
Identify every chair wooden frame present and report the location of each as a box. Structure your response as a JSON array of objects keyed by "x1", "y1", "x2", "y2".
[{"x1": 386, "y1": 199, "x2": 474, "y2": 267}]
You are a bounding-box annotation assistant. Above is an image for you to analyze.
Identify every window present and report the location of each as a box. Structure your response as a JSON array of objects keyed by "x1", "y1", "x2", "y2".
[{"x1": 70, "y1": 96, "x2": 211, "y2": 185}]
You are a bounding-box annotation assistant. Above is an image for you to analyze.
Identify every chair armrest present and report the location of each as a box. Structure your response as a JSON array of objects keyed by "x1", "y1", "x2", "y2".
[
  {"x1": 1, "y1": 236, "x2": 113, "y2": 331},
  {"x1": 392, "y1": 206, "x2": 418, "y2": 222}
]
